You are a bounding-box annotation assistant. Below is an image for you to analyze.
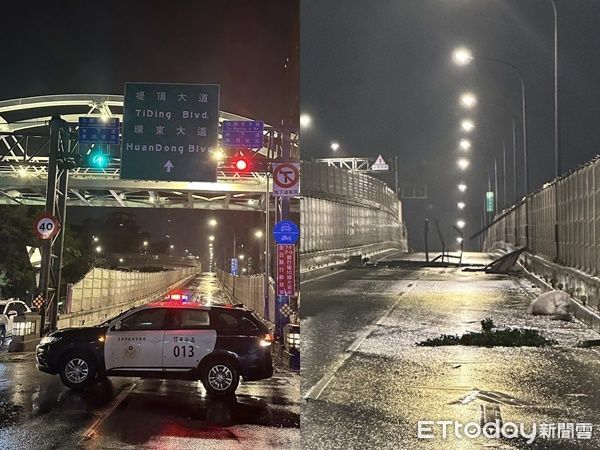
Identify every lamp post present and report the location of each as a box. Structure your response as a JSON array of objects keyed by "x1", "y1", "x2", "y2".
[
  {"x1": 453, "y1": 48, "x2": 529, "y2": 194},
  {"x1": 551, "y1": 0, "x2": 559, "y2": 179}
]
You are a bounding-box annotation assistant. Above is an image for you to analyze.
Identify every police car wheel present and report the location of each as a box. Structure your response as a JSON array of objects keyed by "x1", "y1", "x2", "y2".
[
  {"x1": 202, "y1": 360, "x2": 239, "y2": 396},
  {"x1": 59, "y1": 353, "x2": 97, "y2": 390},
  {"x1": 0, "y1": 326, "x2": 5, "y2": 345}
]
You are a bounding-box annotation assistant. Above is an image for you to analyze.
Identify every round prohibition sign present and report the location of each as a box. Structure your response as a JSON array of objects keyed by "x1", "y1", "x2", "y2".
[
  {"x1": 273, "y1": 163, "x2": 299, "y2": 189},
  {"x1": 33, "y1": 213, "x2": 61, "y2": 240}
]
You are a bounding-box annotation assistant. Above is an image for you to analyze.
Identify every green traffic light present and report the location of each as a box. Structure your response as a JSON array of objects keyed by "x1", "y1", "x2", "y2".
[{"x1": 89, "y1": 150, "x2": 109, "y2": 168}]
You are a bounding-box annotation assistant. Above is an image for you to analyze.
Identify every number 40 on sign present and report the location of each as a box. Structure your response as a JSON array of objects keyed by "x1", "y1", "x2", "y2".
[{"x1": 33, "y1": 213, "x2": 61, "y2": 240}]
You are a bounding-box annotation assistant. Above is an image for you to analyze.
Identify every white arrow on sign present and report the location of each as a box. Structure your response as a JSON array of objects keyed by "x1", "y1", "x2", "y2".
[{"x1": 164, "y1": 160, "x2": 174, "y2": 173}]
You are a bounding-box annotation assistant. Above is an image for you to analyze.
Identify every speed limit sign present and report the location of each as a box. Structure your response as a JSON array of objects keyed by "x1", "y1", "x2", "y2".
[{"x1": 33, "y1": 213, "x2": 61, "y2": 240}]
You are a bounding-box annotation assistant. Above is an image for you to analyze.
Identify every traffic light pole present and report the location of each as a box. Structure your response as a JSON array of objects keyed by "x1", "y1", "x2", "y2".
[{"x1": 39, "y1": 116, "x2": 71, "y2": 335}]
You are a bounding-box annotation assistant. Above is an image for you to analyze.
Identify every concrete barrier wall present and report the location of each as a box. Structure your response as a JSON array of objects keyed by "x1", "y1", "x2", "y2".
[
  {"x1": 58, "y1": 267, "x2": 198, "y2": 329},
  {"x1": 216, "y1": 270, "x2": 276, "y2": 324}
]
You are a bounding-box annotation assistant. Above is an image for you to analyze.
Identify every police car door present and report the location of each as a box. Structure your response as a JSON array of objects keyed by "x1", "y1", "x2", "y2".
[
  {"x1": 162, "y1": 308, "x2": 216, "y2": 370},
  {"x1": 105, "y1": 308, "x2": 167, "y2": 370}
]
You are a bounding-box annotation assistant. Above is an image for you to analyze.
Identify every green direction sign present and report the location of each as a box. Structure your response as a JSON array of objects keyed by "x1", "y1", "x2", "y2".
[
  {"x1": 486, "y1": 191, "x2": 495, "y2": 212},
  {"x1": 121, "y1": 82, "x2": 220, "y2": 182}
]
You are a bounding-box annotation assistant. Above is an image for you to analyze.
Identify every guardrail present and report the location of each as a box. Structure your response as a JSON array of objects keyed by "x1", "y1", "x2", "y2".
[{"x1": 485, "y1": 156, "x2": 600, "y2": 310}]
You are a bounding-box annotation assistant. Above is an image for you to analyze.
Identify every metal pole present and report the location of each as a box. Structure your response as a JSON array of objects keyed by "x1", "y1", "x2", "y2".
[
  {"x1": 263, "y1": 169, "x2": 270, "y2": 320},
  {"x1": 521, "y1": 77, "x2": 529, "y2": 194},
  {"x1": 551, "y1": 0, "x2": 561, "y2": 264},
  {"x1": 39, "y1": 116, "x2": 63, "y2": 336},
  {"x1": 424, "y1": 219, "x2": 429, "y2": 262},
  {"x1": 502, "y1": 142, "x2": 507, "y2": 210},
  {"x1": 394, "y1": 155, "x2": 399, "y2": 198},
  {"x1": 232, "y1": 230, "x2": 236, "y2": 299},
  {"x1": 512, "y1": 118, "x2": 517, "y2": 203},
  {"x1": 50, "y1": 156, "x2": 69, "y2": 331},
  {"x1": 475, "y1": 56, "x2": 528, "y2": 195},
  {"x1": 552, "y1": 0, "x2": 559, "y2": 179},
  {"x1": 493, "y1": 161, "x2": 498, "y2": 215}
]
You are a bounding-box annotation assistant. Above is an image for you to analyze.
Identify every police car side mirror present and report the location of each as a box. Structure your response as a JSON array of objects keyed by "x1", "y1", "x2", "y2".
[{"x1": 113, "y1": 321, "x2": 122, "y2": 331}]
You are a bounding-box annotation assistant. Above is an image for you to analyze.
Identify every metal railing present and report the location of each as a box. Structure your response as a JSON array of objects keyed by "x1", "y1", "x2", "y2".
[{"x1": 485, "y1": 156, "x2": 600, "y2": 276}]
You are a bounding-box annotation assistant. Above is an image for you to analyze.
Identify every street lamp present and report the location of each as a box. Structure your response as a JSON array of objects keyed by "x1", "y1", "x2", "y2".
[
  {"x1": 460, "y1": 92, "x2": 477, "y2": 109},
  {"x1": 457, "y1": 201, "x2": 466, "y2": 210},
  {"x1": 143, "y1": 240, "x2": 148, "y2": 247},
  {"x1": 300, "y1": 113, "x2": 312, "y2": 129},
  {"x1": 330, "y1": 141, "x2": 340, "y2": 152},
  {"x1": 459, "y1": 139, "x2": 471, "y2": 151},
  {"x1": 457, "y1": 158, "x2": 470, "y2": 170},
  {"x1": 254, "y1": 230, "x2": 264, "y2": 238},
  {"x1": 208, "y1": 218, "x2": 217, "y2": 227},
  {"x1": 208, "y1": 235, "x2": 215, "y2": 242},
  {"x1": 93, "y1": 236, "x2": 99, "y2": 243},
  {"x1": 238, "y1": 254, "x2": 245, "y2": 260},
  {"x1": 95, "y1": 246, "x2": 102, "y2": 253},
  {"x1": 169, "y1": 244, "x2": 174, "y2": 249},
  {"x1": 456, "y1": 219, "x2": 466, "y2": 229},
  {"x1": 452, "y1": 46, "x2": 529, "y2": 193},
  {"x1": 458, "y1": 182, "x2": 467, "y2": 192},
  {"x1": 452, "y1": 47, "x2": 473, "y2": 66},
  {"x1": 461, "y1": 119, "x2": 475, "y2": 133}
]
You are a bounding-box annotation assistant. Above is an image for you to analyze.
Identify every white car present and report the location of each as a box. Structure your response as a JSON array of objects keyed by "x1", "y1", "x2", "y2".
[{"x1": 0, "y1": 299, "x2": 32, "y2": 342}]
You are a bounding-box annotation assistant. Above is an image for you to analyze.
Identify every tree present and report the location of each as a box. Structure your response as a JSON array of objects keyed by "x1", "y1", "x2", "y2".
[{"x1": 0, "y1": 206, "x2": 40, "y2": 299}]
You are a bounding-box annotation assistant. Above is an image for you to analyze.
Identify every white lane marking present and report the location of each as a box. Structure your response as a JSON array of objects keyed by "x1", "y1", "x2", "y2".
[
  {"x1": 300, "y1": 270, "x2": 343, "y2": 285},
  {"x1": 300, "y1": 250, "x2": 405, "y2": 285},
  {"x1": 78, "y1": 379, "x2": 139, "y2": 444},
  {"x1": 304, "y1": 280, "x2": 420, "y2": 401}
]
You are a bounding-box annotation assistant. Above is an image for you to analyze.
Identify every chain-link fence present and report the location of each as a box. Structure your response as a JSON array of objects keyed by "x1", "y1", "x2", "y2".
[{"x1": 485, "y1": 156, "x2": 600, "y2": 276}]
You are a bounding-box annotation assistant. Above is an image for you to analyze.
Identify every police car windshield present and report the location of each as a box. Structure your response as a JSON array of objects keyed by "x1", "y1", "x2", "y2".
[{"x1": 99, "y1": 307, "x2": 135, "y2": 326}]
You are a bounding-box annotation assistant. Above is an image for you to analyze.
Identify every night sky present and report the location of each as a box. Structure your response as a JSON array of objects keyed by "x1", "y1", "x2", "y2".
[
  {"x1": 301, "y1": 0, "x2": 600, "y2": 251},
  {"x1": 0, "y1": 0, "x2": 298, "y2": 268}
]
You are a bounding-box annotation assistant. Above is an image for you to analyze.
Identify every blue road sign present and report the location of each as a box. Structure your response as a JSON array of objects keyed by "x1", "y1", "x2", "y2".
[
  {"x1": 121, "y1": 82, "x2": 220, "y2": 182},
  {"x1": 78, "y1": 117, "x2": 120, "y2": 145},
  {"x1": 222, "y1": 121, "x2": 264, "y2": 148},
  {"x1": 273, "y1": 220, "x2": 300, "y2": 245},
  {"x1": 230, "y1": 258, "x2": 239, "y2": 276}
]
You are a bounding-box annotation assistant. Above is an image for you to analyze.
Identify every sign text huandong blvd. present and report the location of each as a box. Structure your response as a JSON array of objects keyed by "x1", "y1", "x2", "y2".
[{"x1": 121, "y1": 82, "x2": 220, "y2": 182}]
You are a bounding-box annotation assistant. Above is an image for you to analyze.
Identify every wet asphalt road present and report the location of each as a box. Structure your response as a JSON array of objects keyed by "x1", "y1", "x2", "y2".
[
  {"x1": 0, "y1": 273, "x2": 300, "y2": 449},
  {"x1": 301, "y1": 252, "x2": 600, "y2": 449}
]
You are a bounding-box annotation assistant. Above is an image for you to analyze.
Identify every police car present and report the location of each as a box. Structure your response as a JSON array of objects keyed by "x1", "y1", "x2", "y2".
[{"x1": 36, "y1": 302, "x2": 273, "y2": 396}]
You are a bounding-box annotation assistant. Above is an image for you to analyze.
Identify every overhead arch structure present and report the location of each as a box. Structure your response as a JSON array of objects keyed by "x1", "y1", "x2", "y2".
[{"x1": 0, "y1": 94, "x2": 287, "y2": 210}]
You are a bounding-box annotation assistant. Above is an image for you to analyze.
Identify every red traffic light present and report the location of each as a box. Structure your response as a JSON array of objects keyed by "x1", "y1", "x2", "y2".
[{"x1": 235, "y1": 158, "x2": 248, "y2": 171}]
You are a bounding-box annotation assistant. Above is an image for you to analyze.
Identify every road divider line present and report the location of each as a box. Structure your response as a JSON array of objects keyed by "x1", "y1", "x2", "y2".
[
  {"x1": 300, "y1": 270, "x2": 344, "y2": 285},
  {"x1": 304, "y1": 279, "x2": 421, "y2": 401},
  {"x1": 78, "y1": 379, "x2": 139, "y2": 444}
]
